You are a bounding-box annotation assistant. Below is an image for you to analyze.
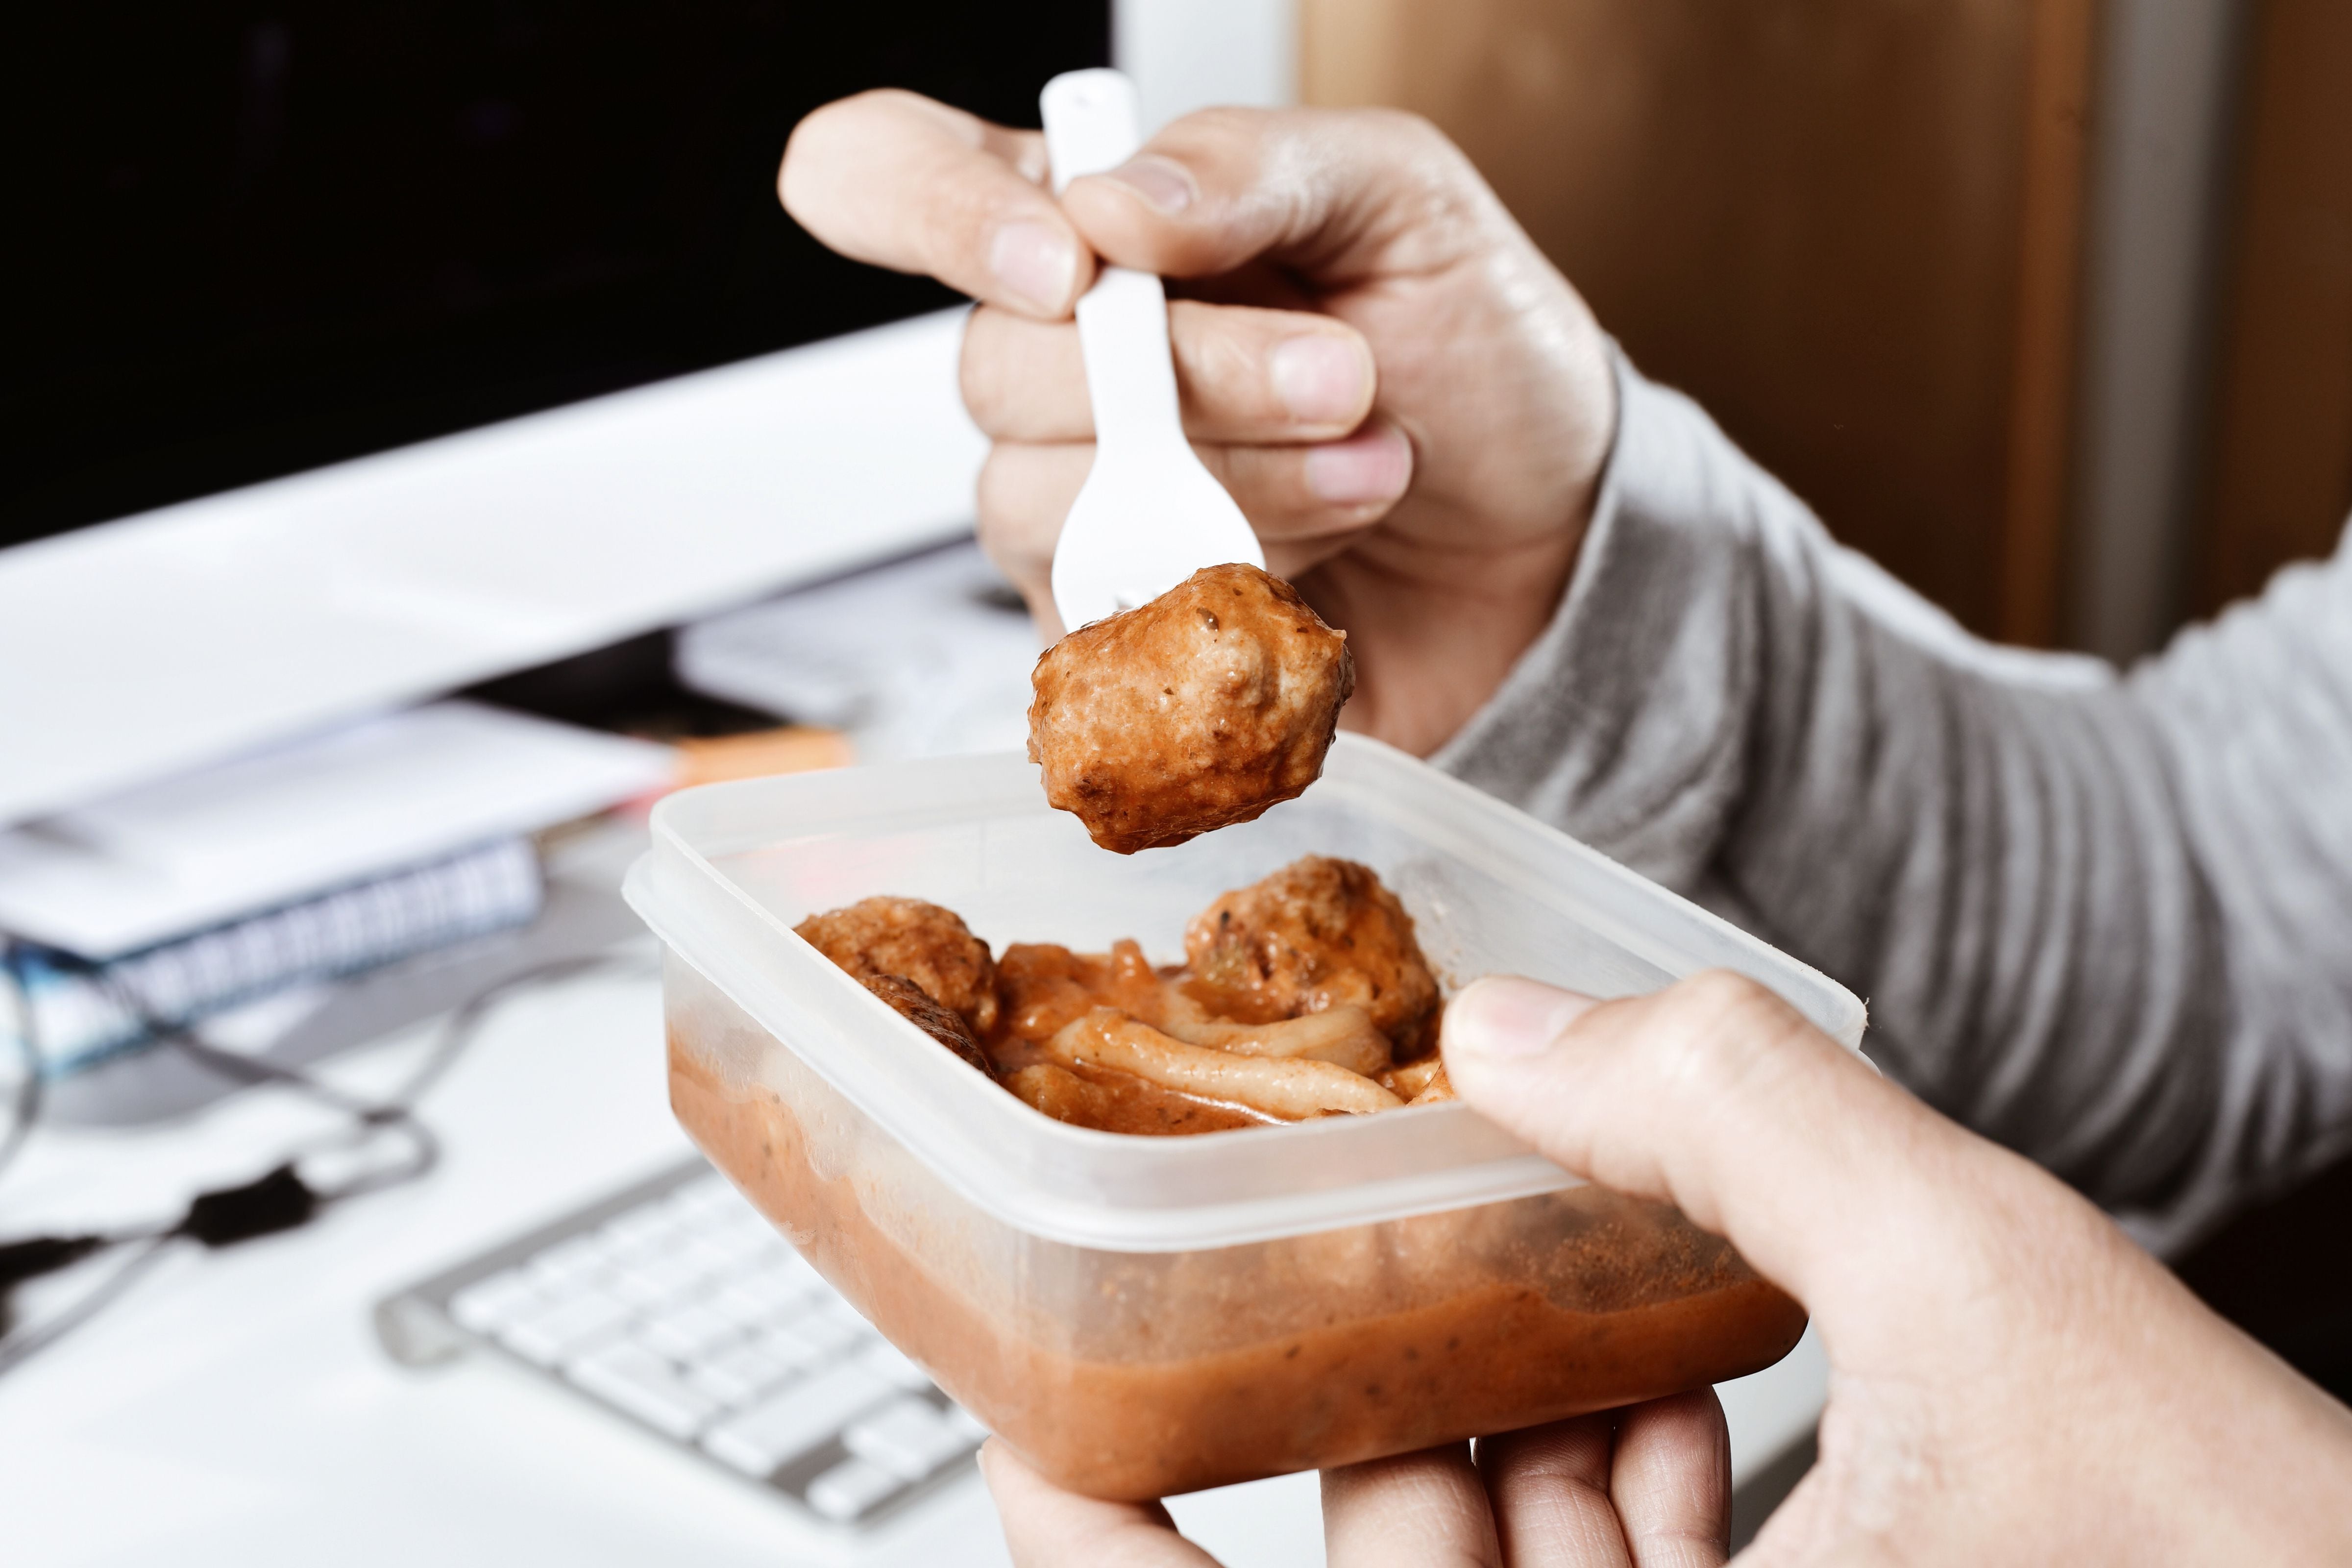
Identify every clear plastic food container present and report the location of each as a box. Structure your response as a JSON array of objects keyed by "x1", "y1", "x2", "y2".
[{"x1": 624, "y1": 735, "x2": 1867, "y2": 1500}]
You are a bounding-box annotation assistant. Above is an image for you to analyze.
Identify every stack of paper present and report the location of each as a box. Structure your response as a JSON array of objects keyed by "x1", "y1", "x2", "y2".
[{"x1": 0, "y1": 702, "x2": 674, "y2": 1074}]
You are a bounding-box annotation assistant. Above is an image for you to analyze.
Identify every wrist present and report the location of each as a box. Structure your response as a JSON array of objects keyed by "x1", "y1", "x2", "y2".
[{"x1": 1308, "y1": 517, "x2": 1585, "y2": 758}]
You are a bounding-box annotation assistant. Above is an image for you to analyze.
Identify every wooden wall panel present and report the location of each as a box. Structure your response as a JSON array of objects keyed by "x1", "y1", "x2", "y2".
[
  {"x1": 2003, "y1": 0, "x2": 2098, "y2": 646},
  {"x1": 2194, "y1": 0, "x2": 2352, "y2": 615},
  {"x1": 1301, "y1": 0, "x2": 2094, "y2": 642}
]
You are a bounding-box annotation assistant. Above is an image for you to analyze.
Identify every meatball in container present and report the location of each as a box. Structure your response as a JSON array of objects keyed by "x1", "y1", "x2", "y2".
[{"x1": 624, "y1": 735, "x2": 1867, "y2": 1500}]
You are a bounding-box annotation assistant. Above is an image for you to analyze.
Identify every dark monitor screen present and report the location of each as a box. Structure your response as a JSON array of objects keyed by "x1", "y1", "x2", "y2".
[{"x1": 6, "y1": 4, "x2": 1108, "y2": 551}]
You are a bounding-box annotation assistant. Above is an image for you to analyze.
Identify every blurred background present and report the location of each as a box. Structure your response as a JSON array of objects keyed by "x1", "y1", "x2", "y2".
[
  {"x1": 2, "y1": 2, "x2": 2347, "y2": 1563},
  {"x1": 18, "y1": 3, "x2": 2347, "y2": 653},
  {"x1": 1304, "y1": 0, "x2": 2345, "y2": 664},
  {"x1": 7, "y1": 4, "x2": 1082, "y2": 546}
]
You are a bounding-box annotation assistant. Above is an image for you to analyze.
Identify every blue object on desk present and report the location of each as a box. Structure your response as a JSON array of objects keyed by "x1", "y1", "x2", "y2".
[{"x1": 5, "y1": 837, "x2": 542, "y2": 1078}]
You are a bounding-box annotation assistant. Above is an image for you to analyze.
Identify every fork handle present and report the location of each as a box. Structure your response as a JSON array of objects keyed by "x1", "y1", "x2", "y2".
[{"x1": 1041, "y1": 71, "x2": 1186, "y2": 463}]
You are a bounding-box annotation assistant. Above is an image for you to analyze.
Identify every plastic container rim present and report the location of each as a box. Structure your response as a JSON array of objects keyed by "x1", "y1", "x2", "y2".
[{"x1": 624, "y1": 735, "x2": 1868, "y2": 1254}]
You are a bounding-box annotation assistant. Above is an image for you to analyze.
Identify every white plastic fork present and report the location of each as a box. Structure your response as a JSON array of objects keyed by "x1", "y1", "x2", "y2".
[{"x1": 1039, "y1": 69, "x2": 1264, "y2": 632}]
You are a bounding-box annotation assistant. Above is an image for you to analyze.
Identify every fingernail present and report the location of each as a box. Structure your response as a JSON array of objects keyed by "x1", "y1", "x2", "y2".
[
  {"x1": 1446, "y1": 977, "x2": 1598, "y2": 1062},
  {"x1": 1270, "y1": 335, "x2": 1370, "y2": 424},
  {"x1": 1102, "y1": 154, "x2": 1196, "y2": 214},
  {"x1": 1303, "y1": 425, "x2": 1412, "y2": 505},
  {"x1": 988, "y1": 221, "x2": 1077, "y2": 314}
]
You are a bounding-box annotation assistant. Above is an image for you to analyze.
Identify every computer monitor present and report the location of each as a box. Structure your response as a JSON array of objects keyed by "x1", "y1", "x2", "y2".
[
  {"x1": 0, "y1": 0, "x2": 1294, "y2": 827},
  {"x1": 8, "y1": 5, "x2": 1112, "y2": 548}
]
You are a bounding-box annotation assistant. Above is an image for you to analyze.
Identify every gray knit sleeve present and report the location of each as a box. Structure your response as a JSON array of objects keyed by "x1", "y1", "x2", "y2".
[{"x1": 1436, "y1": 349, "x2": 2352, "y2": 1252}]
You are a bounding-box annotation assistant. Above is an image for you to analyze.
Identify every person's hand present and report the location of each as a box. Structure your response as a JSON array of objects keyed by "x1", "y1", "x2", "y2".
[
  {"x1": 1438, "y1": 972, "x2": 2352, "y2": 1564},
  {"x1": 979, "y1": 969, "x2": 2352, "y2": 1565},
  {"x1": 780, "y1": 92, "x2": 1615, "y2": 758},
  {"x1": 982, "y1": 1388, "x2": 1732, "y2": 1568}
]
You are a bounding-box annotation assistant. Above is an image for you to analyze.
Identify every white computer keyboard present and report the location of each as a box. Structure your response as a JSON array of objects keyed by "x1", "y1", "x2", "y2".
[{"x1": 374, "y1": 1160, "x2": 986, "y2": 1528}]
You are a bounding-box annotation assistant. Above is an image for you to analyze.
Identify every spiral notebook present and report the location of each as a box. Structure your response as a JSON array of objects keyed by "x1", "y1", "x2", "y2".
[{"x1": 4, "y1": 836, "x2": 544, "y2": 1077}]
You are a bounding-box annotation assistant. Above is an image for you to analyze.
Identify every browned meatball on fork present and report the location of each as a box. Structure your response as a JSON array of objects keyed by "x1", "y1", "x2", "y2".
[{"x1": 1028, "y1": 564, "x2": 1354, "y2": 855}]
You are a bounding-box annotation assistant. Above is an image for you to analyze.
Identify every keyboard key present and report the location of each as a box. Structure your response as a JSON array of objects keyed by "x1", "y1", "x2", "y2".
[
  {"x1": 527, "y1": 1232, "x2": 617, "y2": 1287},
  {"x1": 702, "y1": 1363, "x2": 894, "y2": 1478},
  {"x1": 689, "y1": 1339, "x2": 795, "y2": 1406},
  {"x1": 945, "y1": 1405, "x2": 990, "y2": 1442},
  {"x1": 752, "y1": 1322, "x2": 826, "y2": 1376},
  {"x1": 709, "y1": 1284, "x2": 786, "y2": 1332},
  {"x1": 731, "y1": 1255, "x2": 826, "y2": 1312},
  {"x1": 498, "y1": 1288, "x2": 636, "y2": 1366},
  {"x1": 393, "y1": 1162, "x2": 996, "y2": 1535},
  {"x1": 843, "y1": 1395, "x2": 972, "y2": 1480},
  {"x1": 607, "y1": 1266, "x2": 688, "y2": 1310},
  {"x1": 448, "y1": 1269, "x2": 541, "y2": 1334},
  {"x1": 770, "y1": 1309, "x2": 861, "y2": 1361},
  {"x1": 596, "y1": 1204, "x2": 681, "y2": 1254},
  {"x1": 641, "y1": 1301, "x2": 746, "y2": 1361},
  {"x1": 856, "y1": 1340, "x2": 931, "y2": 1392},
  {"x1": 675, "y1": 1232, "x2": 748, "y2": 1277},
  {"x1": 566, "y1": 1343, "x2": 721, "y2": 1439},
  {"x1": 598, "y1": 1217, "x2": 689, "y2": 1271},
  {"x1": 613, "y1": 1247, "x2": 716, "y2": 1305},
  {"x1": 806, "y1": 1456, "x2": 905, "y2": 1522}
]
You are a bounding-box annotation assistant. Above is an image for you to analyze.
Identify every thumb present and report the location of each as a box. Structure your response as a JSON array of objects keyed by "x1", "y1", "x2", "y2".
[
  {"x1": 1442, "y1": 971, "x2": 1974, "y2": 1311},
  {"x1": 1059, "y1": 106, "x2": 1497, "y2": 283}
]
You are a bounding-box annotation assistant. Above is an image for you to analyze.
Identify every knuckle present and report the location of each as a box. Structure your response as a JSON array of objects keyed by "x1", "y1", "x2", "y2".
[
  {"x1": 972, "y1": 446, "x2": 1024, "y2": 529},
  {"x1": 852, "y1": 86, "x2": 925, "y2": 112},
  {"x1": 846, "y1": 88, "x2": 970, "y2": 143},
  {"x1": 1352, "y1": 107, "x2": 1489, "y2": 223},
  {"x1": 1650, "y1": 970, "x2": 1797, "y2": 1076},
  {"x1": 776, "y1": 113, "x2": 833, "y2": 206},
  {"x1": 1172, "y1": 311, "x2": 1270, "y2": 412},
  {"x1": 957, "y1": 317, "x2": 1007, "y2": 428},
  {"x1": 785, "y1": 96, "x2": 849, "y2": 147},
  {"x1": 1682, "y1": 967, "x2": 1776, "y2": 1018},
  {"x1": 786, "y1": 89, "x2": 891, "y2": 159},
  {"x1": 973, "y1": 445, "x2": 1081, "y2": 552},
  {"x1": 1198, "y1": 444, "x2": 1280, "y2": 507},
  {"x1": 1351, "y1": 107, "x2": 1469, "y2": 173},
  {"x1": 971, "y1": 506, "x2": 1033, "y2": 576},
  {"x1": 780, "y1": 90, "x2": 947, "y2": 219},
  {"x1": 1363, "y1": 105, "x2": 1446, "y2": 147},
  {"x1": 1190, "y1": 441, "x2": 1244, "y2": 493},
  {"x1": 1155, "y1": 102, "x2": 1267, "y2": 155},
  {"x1": 971, "y1": 509, "x2": 1020, "y2": 565},
  {"x1": 917, "y1": 184, "x2": 994, "y2": 286},
  {"x1": 960, "y1": 310, "x2": 1079, "y2": 437}
]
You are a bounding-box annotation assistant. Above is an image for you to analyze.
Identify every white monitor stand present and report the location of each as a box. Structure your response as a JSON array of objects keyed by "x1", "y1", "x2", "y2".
[{"x1": 0, "y1": 309, "x2": 987, "y2": 829}]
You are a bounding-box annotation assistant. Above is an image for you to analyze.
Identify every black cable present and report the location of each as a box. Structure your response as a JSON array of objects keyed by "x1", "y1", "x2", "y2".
[
  {"x1": 0, "y1": 1234, "x2": 175, "y2": 1377},
  {"x1": 0, "y1": 949, "x2": 653, "y2": 1377},
  {"x1": 144, "y1": 953, "x2": 649, "y2": 1202},
  {"x1": 0, "y1": 1161, "x2": 332, "y2": 1372},
  {"x1": 152, "y1": 1027, "x2": 443, "y2": 1204}
]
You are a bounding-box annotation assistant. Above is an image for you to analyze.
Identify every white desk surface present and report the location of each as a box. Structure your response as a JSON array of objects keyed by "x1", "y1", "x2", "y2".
[{"x1": 0, "y1": 953, "x2": 1820, "y2": 1567}]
